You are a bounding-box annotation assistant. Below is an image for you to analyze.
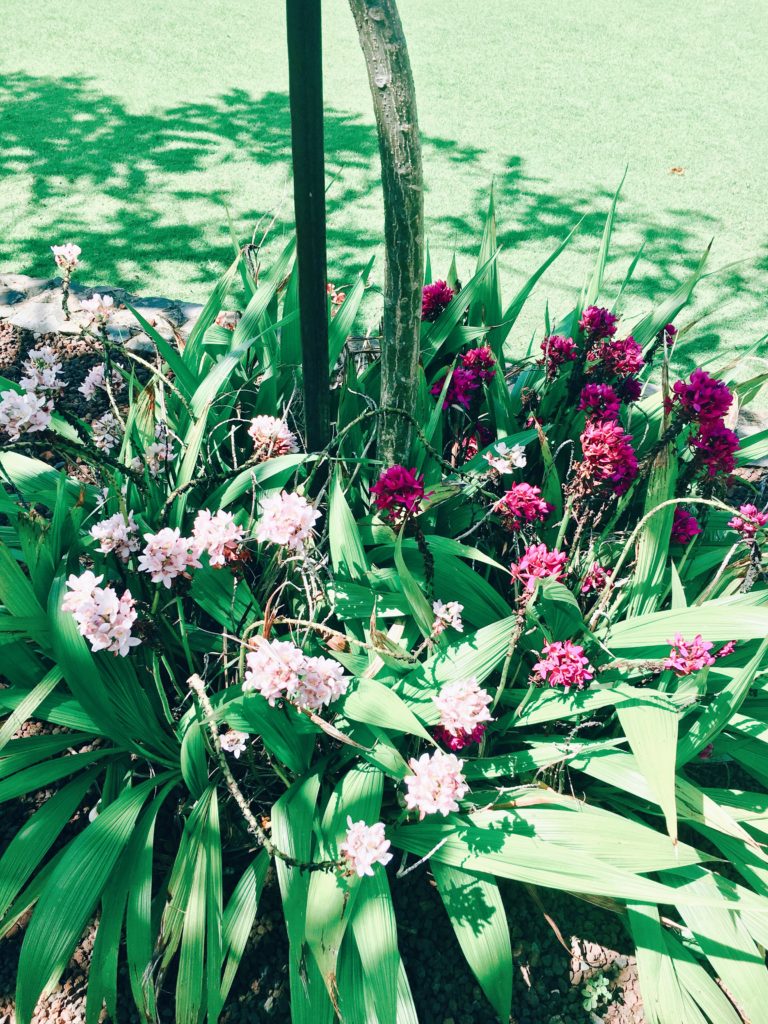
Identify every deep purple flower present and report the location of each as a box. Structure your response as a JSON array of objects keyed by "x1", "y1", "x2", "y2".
[
  {"x1": 671, "y1": 507, "x2": 702, "y2": 544},
  {"x1": 579, "y1": 306, "x2": 619, "y2": 342},
  {"x1": 588, "y1": 336, "x2": 645, "y2": 378},
  {"x1": 616, "y1": 375, "x2": 643, "y2": 404},
  {"x1": 578, "y1": 383, "x2": 621, "y2": 421},
  {"x1": 690, "y1": 421, "x2": 739, "y2": 478},
  {"x1": 430, "y1": 366, "x2": 480, "y2": 410},
  {"x1": 461, "y1": 346, "x2": 496, "y2": 383},
  {"x1": 422, "y1": 280, "x2": 455, "y2": 322},
  {"x1": 539, "y1": 335, "x2": 579, "y2": 378},
  {"x1": 371, "y1": 465, "x2": 428, "y2": 523},
  {"x1": 670, "y1": 369, "x2": 733, "y2": 425}
]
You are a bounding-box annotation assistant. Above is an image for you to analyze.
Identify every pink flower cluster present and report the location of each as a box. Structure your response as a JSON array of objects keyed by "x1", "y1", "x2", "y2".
[
  {"x1": 578, "y1": 383, "x2": 621, "y2": 422},
  {"x1": 371, "y1": 465, "x2": 428, "y2": 524},
  {"x1": 404, "y1": 750, "x2": 468, "y2": 819},
  {"x1": 430, "y1": 348, "x2": 496, "y2": 410},
  {"x1": 138, "y1": 527, "x2": 201, "y2": 587},
  {"x1": 192, "y1": 509, "x2": 245, "y2": 567},
  {"x1": 62, "y1": 571, "x2": 140, "y2": 657},
  {"x1": 422, "y1": 280, "x2": 455, "y2": 322},
  {"x1": 79, "y1": 364, "x2": 124, "y2": 400},
  {"x1": 493, "y1": 482, "x2": 553, "y2": 532},
  {"x1": 256, "y1": 491, "x2": 320, "y2": 551},
  {"x1": 243, "y1": 638, "x2": 349, "y2": 711},
  {"x1": 728, "y1": 504, "x2": 768, "y2": 540},
  {"x1": 510, "y1": 544, "x2": 567, "y2": 591},
  {"x1": 539, "y1": 335, "x2": 578, "y2": 378},
  {"x1": 80, "y1": 293, "x2": 114, "y2": 325},
  {"x1": 663, "y1": 634, "x2": 716, "y2": 676},
  {"x1": 434, "y1": 676, "x2": 492, "y2": 750},
  {"x1": 247, "y1": 416, "x2": 299, "y2": 461},
  {"x1": 90, "y1": 511, "x2": 140, "y2": 561},
  {"x1": 579, "y1": 306, "x2": 618, "y2": 342},
  {"x1": 580, "y1": 561, "x2": 610, "y2": 594},
  {"x1": 671, "y1": 507, "x2": 702, "y2": 545},
  {"x1": 532, "y1": 640, "x2": 594, "y2": 692},
  {"x1": 0, "y1": 344, "x2": 64, "y2": 441},
  {"x1": 340, "y1": 817, "x2": 393, "y2": 877}
]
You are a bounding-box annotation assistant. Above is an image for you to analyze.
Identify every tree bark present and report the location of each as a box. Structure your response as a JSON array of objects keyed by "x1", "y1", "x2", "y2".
[{"x1": 348, "y1": 0, "x2": 424, "y2": 462}]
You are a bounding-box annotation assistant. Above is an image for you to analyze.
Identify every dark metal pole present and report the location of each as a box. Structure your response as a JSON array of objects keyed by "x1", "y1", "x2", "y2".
[{"x1": 286, "y1": 0, "x2": 331, "y2": 456}]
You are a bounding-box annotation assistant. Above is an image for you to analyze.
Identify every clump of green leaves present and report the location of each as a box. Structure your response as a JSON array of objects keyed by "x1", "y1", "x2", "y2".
[{"x1": 1, "y1": 189, "x2": 768, "y2": 1024}]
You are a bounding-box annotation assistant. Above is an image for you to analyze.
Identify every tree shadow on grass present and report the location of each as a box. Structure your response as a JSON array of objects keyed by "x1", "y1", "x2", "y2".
[{"x1": 0, "y1": 69, "x2": 765, "y2": 350}]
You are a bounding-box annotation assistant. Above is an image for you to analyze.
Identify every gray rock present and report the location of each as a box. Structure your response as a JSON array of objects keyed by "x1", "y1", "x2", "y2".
[
  {"x1": 125, "y1": 332, "x2": 157, "y2": 355},
  {"x1": 0, "y1": 288, "x2": 24, "y2": 305},
  {"x1": 0, "y1": 273, "x2": 56, "y2": 299},
  {"x1": 8, "y1": 300, "x2": 79, "y2": 335}
]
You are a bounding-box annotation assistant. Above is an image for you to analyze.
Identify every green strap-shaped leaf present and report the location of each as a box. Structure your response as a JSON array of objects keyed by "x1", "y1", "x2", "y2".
[
  {"x1": 433, "y1": 863, "x2": 512, "y2": 1022},
  {"x1": 618, "y1": 703, "x2": 679, "y2": 841},
  {"x1": 14, "y1": 774, "x2": 171, "y2": 1024}
]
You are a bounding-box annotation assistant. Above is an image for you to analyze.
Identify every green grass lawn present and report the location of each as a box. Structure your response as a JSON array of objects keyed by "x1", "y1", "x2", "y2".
[{"x1": 2, "y1": 0, "x2": 767, "y2": 374}]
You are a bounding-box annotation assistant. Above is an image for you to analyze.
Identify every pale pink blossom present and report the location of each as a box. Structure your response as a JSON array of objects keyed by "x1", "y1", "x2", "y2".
[
  {"x1": 532, "y1": 640, "x2": 594, "y2": 692},
  {"x1": 80, "y1": 293, "x2": 114, "y2": 325},
  {"x1": 137, "y1": 527, "x2": 201, "y2": 587},
  {"x1": 664, "y1": 634, "x2": 716, "y2": 676},
  {"x1": 340, "y1": 817, "x2": 393, "y2": 877},
  {"x1": 483, "y1": 441, "x2": 527, "y2": 474},
  {"x1": 19, "y1": 345, "x2": 64, "y2": 400},
  {"x1": 432, "y1": 600, "x2": 464, "y2": 635},
  {"x1": 294, "y1": 655, "x2": 350, "y2": 710},
  {"x1": 509, "y1": 544, "x2": 567, "y2": 591},
  {"x1": 434, "y1": 677, "x2": 492, "y2": 741},
  {"x1": 79, "y1": 364, "x2": 124, "y2": 399},
  {"x1": 62, "y1": 571, "x2": 139, "y2": 657},
  {"x1": 242, "y1": 639, "x2": 349, "y2": 711},
  {"x1": 220, "y1": 729, "x2": 249, "y2": 758},
  {"x1": 256, "y1": 491, "x2": 320, "y2": 552},
  {"x1": 0, "y1": 389, "x2": 52, "y2": 440},
  {"x1": 91, "y1": 411, "x2": 122, "y2": 453},
  {"x1": 243, "y1": 638, "x2": 306, "y2": 705},
  {"x1": 728, "y1": 504, "x2": 768, "y2": 540},
  {"x1": 404, "y1": 750, "x2": 468, "y2": 819},
  {"x1": 90, "y1": 511, "x2": 140, "y2": 560},
  {"x1": 248, "y1": 415, "x2": 299, "y2": 460},
  {"x1": 192, "y1": 509, "x2": 245, "y2": 567},
  {"x1": 51, "y1": 242, "x2": 81, "y2": 274}
]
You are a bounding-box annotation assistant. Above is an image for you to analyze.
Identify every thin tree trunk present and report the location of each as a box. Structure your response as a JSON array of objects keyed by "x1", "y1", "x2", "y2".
[{"x1": 348, "y1": 0, "x2": 424, "y2": 462}]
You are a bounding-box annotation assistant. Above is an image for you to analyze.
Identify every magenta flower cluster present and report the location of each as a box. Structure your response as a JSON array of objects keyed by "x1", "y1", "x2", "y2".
[
  {"x1": 532, "y1": 640, "x2": 594, "y2": 692},
  {"x1": 579, "y1": 305, "x2": 618, "y2": 342},
  {"x1": 579, "y1": 419, "x2": 638, "y2": 495},
  {"x1": 493, "y1": 482, "x2": 553, "y2": 532},
  {"x1": 671, "y1": 369, "x2": 733, "y2": 425},
  {"x1": 664, "y1": 633, "x2": 716, "y2": 676},
  {"x1": 728, "y1": 503, "x2": 768, "y2": 540},
  {"x1": 578, "y1": 383, "x2": 621, "y2": 422},
  {"x1": 539, "y1": 334, "x2": 578, "y2": 378},
  {"x1": 510, "y1": 544, "x2": 567, "y2": 591},
  {"x1": 668, "y1": 369, "x2": 739, "y2": 478},
  {"x1": 371, "y1": 465, "x2": 428, "y2": 524},
  {"x1": 422, "y1": 280, "x2": 455, "y2": 322},
  {"x1": 671, "y1": 507, "x2": 702, "y2": 545},
  {"x1": 588, "y1": 335, "x2": 645, "y2": 378},
  {"x1": 431, "y1": 347, "x2": 497, "y2": 410}
]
